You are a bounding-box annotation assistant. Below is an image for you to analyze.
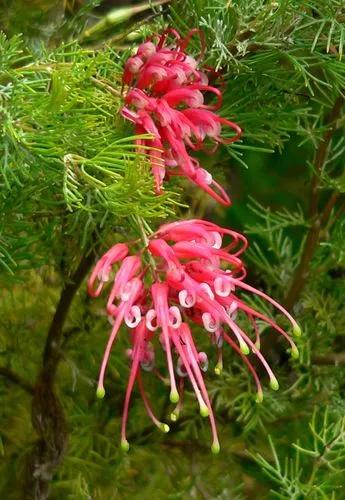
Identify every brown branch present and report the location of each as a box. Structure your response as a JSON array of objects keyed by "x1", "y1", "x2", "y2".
[
  {"x1": 319, "y1": 191, "x2": 340, "y2": 227},
  {"x1": 90, "y1": 77, "x2": 121, "y2": 98},
  {"x1": 23, "y1": 247, "x2": 96, "y2": 500},
  {"x1": 330, "y1": 200, "x2": 345, "y2": 229},
  {"x1": 0, "y1": 366, "x2": 34, "y2": 395},
  {"x1": 284, "y1": 96, "x2": 344, "y2": 310},
  {"x1": 312, "y1": 353, "x2": 345, "y2": 366}
]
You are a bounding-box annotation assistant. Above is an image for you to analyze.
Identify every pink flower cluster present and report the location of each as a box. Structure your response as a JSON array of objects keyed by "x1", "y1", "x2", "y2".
[
  {"x1": 121, "y1": 29, "x2": 242, "y2": 205},
  {"x1": 88, "y1": 219, "x2": 300, "y2": 452}
]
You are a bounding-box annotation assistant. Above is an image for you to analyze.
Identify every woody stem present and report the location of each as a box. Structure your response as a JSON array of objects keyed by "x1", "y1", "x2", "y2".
[
  {"x1": 284, "y1": 96, "x2": 343, "y2": 310},
  {"x1": 23, "y1": 246, "x2": 96, "y2": 500}
]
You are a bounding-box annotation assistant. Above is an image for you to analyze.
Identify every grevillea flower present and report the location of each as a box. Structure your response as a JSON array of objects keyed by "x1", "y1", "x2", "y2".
[
  {"x1": 121, "y1": 29, "x2": 242, "y2": 205},
  {"x1": 88, "y1": 219, "x2": 300, "y2": 453}
]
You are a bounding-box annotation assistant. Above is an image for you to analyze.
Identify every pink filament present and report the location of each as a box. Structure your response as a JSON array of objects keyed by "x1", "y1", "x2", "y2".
[
  {"x1": 120, "y1": 323, "x2": 144, "y2": 444},
  {"x1": 137, "y1": 371, "x2": 165, "y2": 429}
]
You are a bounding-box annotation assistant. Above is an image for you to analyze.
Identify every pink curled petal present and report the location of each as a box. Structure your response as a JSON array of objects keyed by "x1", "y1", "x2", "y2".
[
  {"x1": 163, "y1": 88, "x2": 204, "y2": 108},
  {"x1": 172, "y1": 241, "x2": 213, "y2": 262},
  {"x1": 126, "y1": 348, "x2": 133, "y2": 359},
  {"x1": 199, "y1": 168, "x2": 212, "y2": 185},
  {"x1": 137, "y1": 41, "x2": 156, "y2": 59},
  {"x1": 202, "y1": 312, "x2": 219, "y2": 332},
  {"x1": 124, "y1": 305, "x2": 142, "y2": 328},
  {"x1": 199, "y1": 282, "x2": 215, "y2": 300},
  {"x1": 136, "y1": 64, "x2": 169, "y2": 89},
  {"x1": 106, "y1": 255, "x2": 141, "y2": 312},
  {"x1": 137, "y1": 111, "x2": 162, "y2": 138},
  {"x1": 121, "y1": 281, "x2": 135, "y2": 302},
  {"x1": 187, "y1": 83, "x2": 222, "y2": 109},
  {"x1": 155, "y1": 218, "x2": 221, "y2": 239},
  {"x1": 126, "y1": 56, "x2": 144, "y2": 75},
  {"x1": 88, "y1": 243, "x2": 129, "y2": 298},
  {"x1": 196, "y1": 70, "x2": 209, "y2": 85},
  {"x1": 168, "y1": 306, "x2": 182, "y2": 329},
  {"x1": 210, "y1": 231, "x2": 222, "y2": 249},
  {"x1": 125, "y1": 88, "x2": 152, "y2": 109},
  {"x1": 214, "y1": 276, "x2": 232, "y2": 297},
  {"x1": 184, "y1": 54, "x2": 198, "y2": 70},
  {"x1": 181, "y1": 108, "x2": 221, "y2": 139},
  {"x1": 226, "y1": 301, "x2": 238, "y2": 320},
  {"x1": 192, "y1": 169, "x2": 231, "y2": 206},
  {"x1": 198, "y1": 352, "x2": 209, "y2": 372},
  {"x1": 176, "y1": 356, "x2": 188, "y2": 378},
  {"x1": 146, "y1": 309, "x2": 158, "y2": 332},
  {"x1": 121, "y1": 106, "x2": 139, "y2": 124},
  {"x1": 107, "y1": 315, "x2": 115, "y2": 326},
  {"x1": 140, "y1": 343, "x2": 155, "y2": 372},
  {"x1": 178, "y1": 289, "x2": 196, "y2": 308}
]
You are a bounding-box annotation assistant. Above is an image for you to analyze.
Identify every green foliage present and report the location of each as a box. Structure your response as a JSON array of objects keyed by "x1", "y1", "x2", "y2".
[
  {"x1": 254, "y1": 408, "x2": 345, "y2": 498},
  {"x1": 0, "y1": 34, "x2": 180, "y2": 278},
  {"x1": 170, "y1": 0, "x2": 345, "y2": 161}
]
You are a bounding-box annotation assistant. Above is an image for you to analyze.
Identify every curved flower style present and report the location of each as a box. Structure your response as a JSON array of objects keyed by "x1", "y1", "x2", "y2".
[
  {"x1": 88, "y1": 219, "x2": 300, "y2": 453},
  {"x1": 121, "y1": 29, "x2": 242, "y2": 206}
]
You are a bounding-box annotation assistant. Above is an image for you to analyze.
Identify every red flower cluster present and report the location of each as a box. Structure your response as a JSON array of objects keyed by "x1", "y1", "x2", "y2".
[
  {"x1": 121, "y1": 29, "x2": 242, "y2": 205},
  {"x1": 88, "y1": 220, "x2": 300, "y2": 452}
]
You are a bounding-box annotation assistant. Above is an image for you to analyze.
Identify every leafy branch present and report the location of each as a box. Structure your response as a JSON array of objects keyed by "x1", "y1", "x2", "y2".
[
  {"x1": 254, "y1": 408, "x2": 345, "y2": 498},
  {"x1": 23, "y1": 243, "x2": 97, "y2": 499},
  {"x1": 0, "y1": 366, "x2": 34, "y2": 394},
  {"x1": 285, "y1": 95, "x2": 344, "y2": 309}
]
